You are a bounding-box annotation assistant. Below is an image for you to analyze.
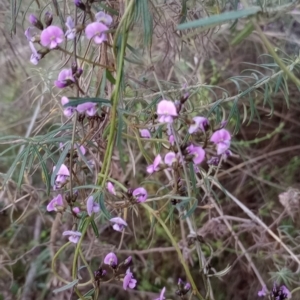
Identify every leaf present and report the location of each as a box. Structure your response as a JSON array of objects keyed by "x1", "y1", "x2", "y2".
[
  {"x1": 53, "y1": 279, "x2": 79, "y2": 294},
  {"x1": 65, "y1": 98, "x2": 111, "y2": 107},
  {"x1": 17, "y1": 145, "x2": 31, "y2": 188},
  {"x1": 98, "y1": 192, "x2": 111, "y2": 219},
  {"x1": 177, "y1": 7, "x2": 259, "y2": 30},
  {"x1": 207, "y1": 264, "x2": 232, "y2": 278},
  {"x1": 90, "y1": 219, "x2": 99, "y2": 238},
  {"x1": 106, "y1": 70, "x2": 116, "y2": 84},
  {"x1": 230, "y1": 22, "x2": 254, "y2": 46}
]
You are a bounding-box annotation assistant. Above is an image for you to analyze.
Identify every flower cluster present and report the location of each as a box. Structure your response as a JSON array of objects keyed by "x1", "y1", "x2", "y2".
[
  {"x1": 61, "y1": 96, "x2": 97, "y2": 117},
  {"x1": 258, "y1": 284, "x2": 291, "y2": 300}
]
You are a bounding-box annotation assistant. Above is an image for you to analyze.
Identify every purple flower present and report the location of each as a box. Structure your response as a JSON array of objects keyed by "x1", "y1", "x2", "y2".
[
  {"x1": 61, "y1": 96, "x2": 75, "y2": 117},
  {"x1": 74, "y1": 0, "x2": 86, "y2": 10},
  {"x1": 76, "y1": 102, "x2": 97, "y2": 116},
  {"x1": 40, "y1": 25, "x2": 64, "y2": 49},
  {"x1": 95, "y1": 11, "x2": 113, "y2": 26},
  {"x1": 123, "y1": 268, "x2": 137, "y2": 290},
  {"x1": 25, "y1": 27, "x2": 38, "y2": 42},
  {"x1": 29, "y1": 42, "x2": 42, "y2": 65},
  {"x1": 132, "y1": 187, "x2": 148, "y2": 203},
  {"x1": 210, "y1": 129, "x2": 231, "y2": 155},
  {"x1": 86, "y1": 196, "x2": 100, "y2": 216},
  {"x1": 53, "y1": 163, "x2": 70, "y2": 188},
  {"x1": 72, "y1": 207, "x2": 80, "y2": 214},
  {"x1": 75, "y1": 144, "x2": 86, "y2": 156},
  {"x1": 104, "y1": 252, "x2": 118, "y2": 267},
  {"x1": 258, "y1": 286, "x2": 267, "y2": 297},
  {"x1": 188, "y1": 145, "x2": 205, "y2": 164},
  {"x1": 188, "y1": 116, "x2": 209, "y2": 134},
  {"x1": 107, "y1": 182, "x2": 116, "y2": 195},
  {"x1": 184, "y1": 283, "x2": 191, "y2": 292},
  {"x1": 164, "y1": 151, "x2": 177, "y2": 166},
  {"x1": 157, "y1": 100, "x2": 178, "y2": 123},
  {"x1": 169, "y1": 135, "x2": 175, "y2": 145},
  {"x1": 124, "y1": 256, "x2": 132, "y2": 266},
  {"x1": 85, "y1": 22, "x2": 108, "y2": 44},
  {"x1": 154, "y1": 287, "x2": 166, "y2": 300},
  {"x1": 110, "y1": 217, "x2": 127, "y2": 232},
  {"x1": 65, "y1": 16, "x2": 76, "y2": 39},
  {"x1": 55, "y1": 69, "x2": 75, "y2": 89},
  {"x1": 147, "y1": 154, "x2": 162, "y2": 174},
  {"x1": 63, "y1": 230, "x2": 81, "y2": 243},
  {"x1": 47, "y1": 194, "x2": 63, "y2": 211},
  {"x1": 29, "y1": 14, "x2": 43, "y2": 30},
  {"x1": 139, "y1": 129, "x2": 151, "y2": 138},
  {"x1": 280, "y1": 285, "x2": 291, "y2": 299}
]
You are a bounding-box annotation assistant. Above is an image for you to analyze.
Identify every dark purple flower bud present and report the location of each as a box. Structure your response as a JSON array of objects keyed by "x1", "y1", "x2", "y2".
[
  {"x1": 207, "y1": 156, "x2": 219, "y2": 166},
  {"x1": 74, "y1": 0, "x2": 86, "y2": 11},
  {"x1": 94, "y1": 268, "x2": 106, "y2": 280},
  {"x1": 180, "y1": 91, "x2": 190, "y2": 104},
  {"x1": 29, "y1": 14, "x2": 44, "y2": 30},
  {"x1": 44, "y1": 11, "x2": 53, "y2": 27}
]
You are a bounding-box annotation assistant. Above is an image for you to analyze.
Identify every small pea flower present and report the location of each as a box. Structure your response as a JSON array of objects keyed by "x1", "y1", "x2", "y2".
[
  {"x1": 62, "y1": 230, "x2": 81, "y2": 243},
  {"x1": 123, "y1": 268, "x2": 137, "y2": 290},
  {"x1": 29, "y1": 14, "x2": 44, "y2": 30},
  {"x1": 76, "y1": 102, "x2": 97, "y2": 116},
  {"x1": 85, "y1": 22, "x2": 108, "y2": 44},
  {"x1": 187, "y1": 145, "x2": 205, "y2": 164},
  {"x1": 154, "y1": 287, "x2": 166, "y2": 300},
  {"x1": 53, "y1": 163, "x2": 70, "y2": 189},
  {"x1": 104, "y1": 252, "x2": 118, "y2": 268},
  {"x1": 95, "y1": 11, "x2": 113, "y2": 26},
  {"x1": 110, "y1": 217, "x2": 127, "y2": 232},
  {"x1": 61, "y1": 96, "x2": 76, "y2": 117},
  {"x1": 258, "y1": 286, "x2": 267, "y2": 297},
  {"x1": 210, "y1": 129, "x2": 231, "y2": 155},
  {"x1": 164, "y1": 151, "x2": 177, "y2": 167},
  {"x1": 74, "y1": 0, "x2": 86, "y2": 11},
  {"x1": 132, "y1": 187, "x2": 148, "y2": 203},
  {"x1": 40, "y1": 25, "x2": 64, "y2": 49},
  {"x1": 139, "y1": 129, "x2": 151, "y2": 138},
  {"x1": 55, "y1": 68, "x2": 75, "y2": 88},
  {"x1": 65, "y1": 16, "x2": 76, "y2": 39},
  {"x1": 72, "y1": 207, "x2": 80, "y2": 214},
  {"x1": 169, "y1": 135, "x2": 175, "y2": 145},
  {"x1": 46, "y1": 194, "x2": 63, "y2": 212},
  {"x1": 157, "y1": 100, "x2": 178, "y2": 123},
  {"x1": 75, "y1": 144, "x2": 86, "y2": 156},
  {"x1": 86, "y1": 196, "x2": 100, "y2": 216},
  {"x1": 107, "y1": 182, "x2": 116, "y2": 195},
  {"x1": 188, "y1": 116, "x2": 209, "y2": 134},
  {"x1": 25, "y1": 27, "x2": 38, "y2": 42},
  {"x1": 147, "y1": 154, "x2": 162, "y2": 174}
]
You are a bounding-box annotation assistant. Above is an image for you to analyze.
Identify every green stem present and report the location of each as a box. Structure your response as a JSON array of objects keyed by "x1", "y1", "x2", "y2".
[{"x1": 142, "y1": 203, "x2": 204, "y2": 300}]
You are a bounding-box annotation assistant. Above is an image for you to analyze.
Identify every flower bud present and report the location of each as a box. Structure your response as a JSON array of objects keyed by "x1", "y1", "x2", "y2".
[
  {"x1": 29, "y1": 14, "x2": 44, "y2": 30},
  {"x1": 124, "y1": 256, "x2": 132, "y2": 266},
  {"x1": 44, "y1": 11, "x2": 53, "y2": 27},
  {"x1": 74, "y1": 0, "x2": 86, "y2": 11}
]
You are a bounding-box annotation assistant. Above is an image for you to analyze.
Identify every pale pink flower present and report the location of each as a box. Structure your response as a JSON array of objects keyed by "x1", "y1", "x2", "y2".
[
  {"x1": 76, "y1": 102, "x2": 97, "y2": 116},
  {"x1": 188, "y1": 116, "x2": 209, "y2": 134},
  {"x1": 187, "y1": 145, "x2": 205, "y2": 164},
  {"x1": 139, "y1": 129, "x2": 151, "y2": 138},
  {"x1": 164, "y1": 152, "x2": 177, "y2": 166},
  {"x1": 65, "y1": 16, "x2": 76, "y2": 39},
  {"x1": 155, "y1": 287, "x2": 166, "y2": 300},
  {"x1": 107, "y1": 182, "x2": 116, "y2": 195},
  {"x1": 61, "y1": 96, "x2": 75, "y2": 117},
  {"x1": 53, "y1": 163, "x2": 70, "y2": 189},
  {"x1": 169, "y1": 135, "x2": 175, "y2": 145},
  {"x1": 147, "y1": 154, "x2": 162, "y2": 174},
  {"x1": 40, "y1": 25, "x2": 64, "y2": 49},
  {"x1": 75, "y1": 144, "x2": 86, "y2": 155},
  {"x1": 72, "y1": 207, "x2": 80, "y2": 214},
  {"x1": 86, "y1": 196, "x2": 100, "y2": 216},
  {"x1": 55, "y1": 69, "x2": 75, "y2": 89},
  {"x1": 104, "y1": 252, "x2": 118, "y2": 267},
  {"x1": 62, "y1": 230, "x2": 81, "y2": 243},
  {"x1": 95, "y1": 11, "x2": 113, "y2": 26},
  {"x1": 123, "y1": 268, "x2": 137, "y2": 290},
  {"x1": 85, "y1": 22, "x2": 108, "y2": 44},
  {"x1": 132, "y1": 187, "x2": 148, "y2": 202},
  {"x1": 210, "y1": 129, "x2": 231, "y2": 155},
  {"x1": 157, "y1": 100, "x2": 178, "y2": 123},
  {"x1": 110, "y1": 217, "x2": 127, "y2": 232},
  {"x1": 47, "y1": 194, "x2": 63, "y2": 211},
  {"x1": 29, "y1": 41, "x2": 42, "y2": 65}
]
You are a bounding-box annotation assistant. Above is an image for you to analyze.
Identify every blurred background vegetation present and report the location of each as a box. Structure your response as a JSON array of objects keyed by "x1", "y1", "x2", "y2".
[{"x1": 1, "y1": 0, "x2": 300, "y2": 299}]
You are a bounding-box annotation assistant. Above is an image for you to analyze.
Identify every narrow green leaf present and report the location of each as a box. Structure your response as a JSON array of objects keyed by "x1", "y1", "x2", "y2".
[
  {"x1": 98, "y1": 192, "x2": 111, "y2": 219},
  {"x1": 90, "y1": 220, "x2": 99, "y2": 238},
  {"x1": 53, "y1": 279, "x2": 79, "y2": 294},
  {"x1": 230, "y1": 22, "x2": 254, "y2": 46},
  {"x1": 177, "y1": 7, "x2": 259, "y2": 30},
  {"x1": 106, "y1": 69, "x2": 116, "y2": 84},
  {"x1": 17, "y1": 145, "x2": 31, "y2": 188},
  {"x1": 65, "y1": 98, "x2": 111, "y2": 107}
]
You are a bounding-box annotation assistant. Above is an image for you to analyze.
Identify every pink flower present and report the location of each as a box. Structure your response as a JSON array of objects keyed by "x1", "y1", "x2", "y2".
[
  {"x1": 188, "y1": 145, "x2": 205, "y2": 164},
  {"x1": 72, "y1": 207, "x2": 80, "y2": 214},
  {"x1": 188, "y1": 116, "x2": 209, "y2": 134},
  {"x1": 132, "y1": 187, "x2": 148, "y2": 202},
  {"x1": 147, "y1": 154, "x2": 162, "y2": 174},
  {"x1": 258, "y1": 286, "x2": 267, "y2": 297},
  {"x1": 104, "y1": 252, "x2": 118, "y2": 267},
  {"x1": 155, "y1": 287, "x2": 166, "y2": 300},
  {"x1": 164, "y1": 152, "x2": 177, "y2": 166},
  {"x1": 86, "y1": 196, "x2": 100, "y2": 216},
  {"x1": 157, "y1": 100, "x2": 178, "y2": 123},
  {"x1": 75, "y1": 144, "x2": 86, "y2": 155},
  {"x1": 55, "y1": 69, "x2": 75, "y2": 89},
  {"x1": 61, "y1": 96, "x2": 75, "y2": 117},
  {"x1": 139, "y1": 129, "x2": 151, "y2": 138},
  {"x1": 95, "y1": 11, "x2": 113, "y2": 26},
  {"x1": 46, "y1": 194, "x2": 63, "y2": 211},
  {"x1": 63, "y1": 230, "x2": 81, "y2": 243},
  {"x1": 85, "y1": 22, "x2": 108, "y2": 44},
  {"x1": 29, "y1": 41, "x2": 41, "y2": 65},
  {"x1": 123, "y1": 268, "x2": 137, "y2": 290},
  {"x1": 210, "y1": 129, "x2": 231, "y2": 155},
  {"x1": 65, "y1": 16, "x2": 76, "y2": 39},
  {"x1": 40, "y1": 25, "x2": 64, "y2": 49},
  {"x1": 76, "y1": 102, "x2": 97, "y2": 116},
  {"x1": 29, "y1": 14, "x2": 43, "y2": 30},
  {"x1": 107, "y1": 182, "x2": 116, "y2": 195},
  {"x1": 25, "y1": 27, "x2": 38, "y2": 42},
  {"x1": 169, "y1": 135, "x2": 175, "y2": 145},
  {"x1": 110, "y1": 217, "x2": 127, "y2": 232},
  {"x1": 53, "y1": 163, "x2": 70, "y2": 189}
]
